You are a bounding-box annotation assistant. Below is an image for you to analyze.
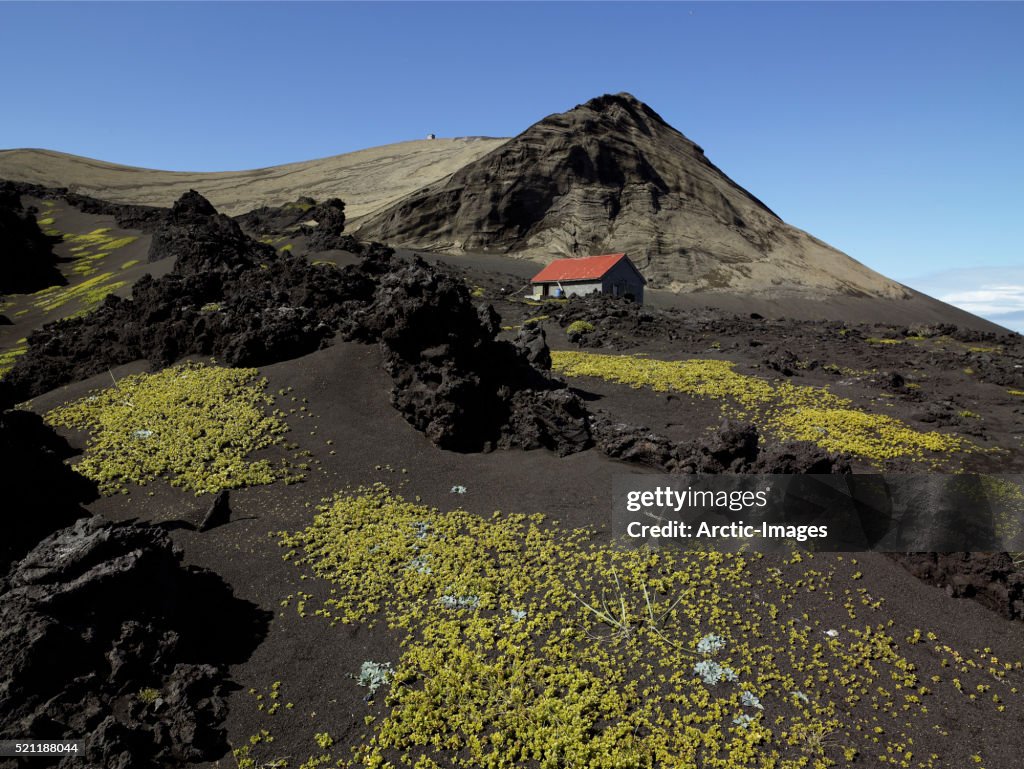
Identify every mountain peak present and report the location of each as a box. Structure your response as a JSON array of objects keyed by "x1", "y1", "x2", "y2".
[
  {"x1": 358, "y1": 94, "x2": 907, "y2": 299},
  {"x1": 578, "y1": 92, "x2": 669, "y2": 122},
  {"x1": 536, "y1": 93, "x2": 676, "y2": 139}
]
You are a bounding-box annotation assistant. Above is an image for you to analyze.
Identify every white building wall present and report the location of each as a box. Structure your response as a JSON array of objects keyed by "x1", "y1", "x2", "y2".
[
  {"x1": 562, "y1": 281, "x2": 604, "y2": 298},
  {"x1": 531, "y1": 281, "x2": 603, "y2": 299}
]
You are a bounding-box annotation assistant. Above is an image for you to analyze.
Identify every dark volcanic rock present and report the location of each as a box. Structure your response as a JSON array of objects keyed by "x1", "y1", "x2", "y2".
[
  {"x1": 234, "y1": 197, "x2": 347, "y2": 249},
  {"x1": 592, "y1": 420, "x2": 678, "y2": 470},
  {"x1": 888, "y1": 552, "x2": 1024, "y2": 621},
  {"x1": 0, "y1": 180, "x2": 168, "y2": 232},
  {"x1": 5, "y1": 197, "x2": 590, "y2": 458},
  {"x1": 0, "y1": 407, "x2": 97, "y2": 576},
  {"x1": 499, "y1": 388, "x2": 592, "y2": 456},
  {"x1": 234, "y1": 196, "x2": 315, "y2": 236},
  {"x1": 301, "y1": 198, "x2": 349, "y2": 251},
  {"x1": 5, "y1": 192, "x2": 372, "y2": 400},
  {"x1": 514, "y1": 325, "x2": 552, "y2": 370},
  {"x1": 349, "y1": 256, "x2": 591, "y2": 454},
  {"x1": 763, "y1": 347, "x2": 801, "y2": 377},
  {"x1": 754, "y1": 442, "x2": 852, "y2": 474},
  {"x1": 199, "y1": 489, "x2": 231, "y2": 532},
  {"x1": 0, "y1": 517, "x2": 269, "y2": 767},
  {"x1": 594, "y1": 418, "x2": 850, "y2": 475},
  {"x1": 148, "y1": 190, "x2": 276, "y2": 271},
  {"x1": 0, "y1": 182, "x2": 64, "y2": 294},
  {"x1": 556, "y1": 293, "x2": 679, "y2": 348}
]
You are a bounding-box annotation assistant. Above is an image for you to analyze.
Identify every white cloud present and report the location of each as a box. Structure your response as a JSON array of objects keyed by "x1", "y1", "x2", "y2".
[{"x1": 910, "y1": 267, "x2": 1024, "y2": 333}]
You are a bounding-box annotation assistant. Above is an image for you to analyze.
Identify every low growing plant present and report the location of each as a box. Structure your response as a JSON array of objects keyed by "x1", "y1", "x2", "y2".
[{"x1": 46, "y1": 361, "x2": 301, "y2": 494}]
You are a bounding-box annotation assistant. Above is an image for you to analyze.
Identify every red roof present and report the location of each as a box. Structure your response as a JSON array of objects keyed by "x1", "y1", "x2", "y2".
[{"x1": 530, "y1": 253, "x2": 628, "y2": 283}]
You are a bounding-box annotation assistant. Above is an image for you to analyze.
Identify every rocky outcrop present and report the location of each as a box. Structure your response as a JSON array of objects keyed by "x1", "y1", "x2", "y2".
[
  {"x1": 4, "y1": 192, "x2": 373, "y2": 400},
  {"x1": 4, "y1": 193, "x2": 590, "y2": 457},
  {"x1": 347, "y1": 255, "x2": 591, "y2": 454},
  {"x1": 0, "y1": 407, "x2": 97, "y2": 575},
  {"x1": 0, "y1": 182, "x2": 64, "y2": 294},
  {"x1": 357, "y1": 93, "x2": 909, "y2": 299},
  {"x1": 0, "y1": 179, "x2": 168, "y2": 231},
  {"x1": 234, "y1": 196, "x2": 348, "y2": 249},
  {"x1": 300, "y1": 198, "x2": 349, "y2": 251},
  {"x1": 234, "y1": 196, "x2": 318, "y2": 235},
  {"x1": 594, "y1": 418, "x2": 851, "y2": 475},
  {"x1": 147, "y1": 189, "x2": 276, "y2": 271},
  {"x1": 555, "y1": 292, "x2": 680, "y2": 348},
  {"x1": 888, "y1": 552, "x2": 1024, "y2": 621},
  {"x1": 0, "y1": 517, "x2": 269, "y2": 767}
]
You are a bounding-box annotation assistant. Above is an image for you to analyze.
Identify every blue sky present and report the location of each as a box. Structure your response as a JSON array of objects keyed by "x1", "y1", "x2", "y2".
[{"x1": 2, "y1": 2, "x2": 1021, "y2": 328}]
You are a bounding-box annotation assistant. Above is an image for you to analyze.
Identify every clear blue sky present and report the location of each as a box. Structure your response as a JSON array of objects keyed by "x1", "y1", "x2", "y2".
[{"x1": 2, "y1": 2, "x2": 1022, "y2": 323}]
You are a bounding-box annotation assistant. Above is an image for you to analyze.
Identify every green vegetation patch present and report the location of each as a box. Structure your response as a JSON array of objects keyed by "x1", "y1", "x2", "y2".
[
  {"x1": 31, "y1": 272, "x2": 128, "y2": 317},
  {"x1": 0, "y1": 344, "x2": 28, "y2": 379},
  {"x1": 566, "y1": 319, "x2": 596, "y2": 335},
  {"x1": 45, "y1": 362, "x2": 301, "y2": 495},
  {"x1": 550, "y1": 352, "x2": 973, "y2": 463},
  {"x1": 56, "y1": 228, "x2": 140, "y2": 278},
  {"x1": 268, "y1": 487, "x2": 1022, "y2": 769}
]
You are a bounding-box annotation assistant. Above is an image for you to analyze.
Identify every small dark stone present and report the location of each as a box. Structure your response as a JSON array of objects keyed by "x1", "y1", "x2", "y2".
[{"x1": 199, "y1": 490, "x2": 231, "y2": 532}]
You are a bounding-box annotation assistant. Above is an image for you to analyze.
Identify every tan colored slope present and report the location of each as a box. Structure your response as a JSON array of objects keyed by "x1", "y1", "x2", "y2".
[{"x1": 0, "y1": 137, "x2": 508, "y2": 220}]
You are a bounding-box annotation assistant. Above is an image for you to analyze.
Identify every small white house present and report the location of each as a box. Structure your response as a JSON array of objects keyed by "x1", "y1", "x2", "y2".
[{"x1": 530, "y1": 253, "x2": 646, "y2": 304}]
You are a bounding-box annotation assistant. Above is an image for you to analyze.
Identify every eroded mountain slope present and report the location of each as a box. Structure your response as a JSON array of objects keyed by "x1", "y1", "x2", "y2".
[{"x1": 357, "y1": 94, "x2": 908, "y2": 298}]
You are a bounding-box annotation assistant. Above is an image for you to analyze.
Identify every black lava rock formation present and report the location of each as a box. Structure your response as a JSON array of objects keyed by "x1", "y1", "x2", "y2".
[
  {"x1": 593, "y1": 418, "x2": 851, "y2": 475},
  {"x1": 0, "y1": 182, "x2": 64, "y2": 294},
  {"x1": 888, "y1": 551, "x2": 1024, "y2": 621},
  {"x1": 556, "y1": 293, "x2": 678, "y2": 348},
  {"x1": 4, "y1": 192, "x2": 373, "y2": 400},
  {"x1": 147, "y1": 189, "x2": 276, "y2": 271},
  {"x1": 0, "y1": 517, "x2": 270, "y2": 768},
  {"x1": 0, "y1": 405, "x2": 97, "y2": 576},
  {"x1": 346, "y1": 255, "x2": 591, "y2": 454},
  {"x1": 0, "y1": 179, "x2": 168, "y2": 232},
  {"x1": 234, "y1": 197, "x2": 346, "y2": 248},
  {"x1": 4, "y1": 191, "x2": 589, "y2": 456},
  {"x1": 299, "y1": 198, "x2": 349, "y2": 251},
  {"x1": 234, "y1": 196, "x2": 317, "y2": 235},
  {"x1": 199, "y1": 489, "x2": 231, "y2": 532}
]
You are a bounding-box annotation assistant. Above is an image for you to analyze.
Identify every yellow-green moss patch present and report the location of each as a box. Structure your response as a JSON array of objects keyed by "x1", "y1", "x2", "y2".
[
  {"x1": 45, "y1": 362, "x2": 302, "y2": 495},
  {"x1": 0, "y1": 345, "x2": 27, "y2": 379},
  {"x1": 566, "y1": 319, "x2": 596, "y2": 335},
  {"x1": 550, "y1": 352, "x2": 972, "y2": 463},
  {"x1": 266, "y1": 487, "x2": 1022, "y2": 769},
  {"x1": 31, "y1": 272, "x2": 127, "y2": 317}
]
